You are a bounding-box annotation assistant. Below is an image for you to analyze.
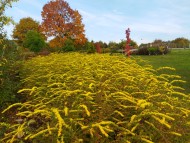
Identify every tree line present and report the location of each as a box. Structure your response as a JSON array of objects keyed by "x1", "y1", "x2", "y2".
[{"x1": 1, "y1": 0, "x2": 190, "y2": 56}]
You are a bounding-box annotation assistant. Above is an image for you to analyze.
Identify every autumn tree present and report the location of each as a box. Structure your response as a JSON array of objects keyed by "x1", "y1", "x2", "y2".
[
  {"x1": 96, "y1": 41, "x2": 108, "y2": 49},
  {"x1": 94, "y1": 42, "x2": 101, "y2": 53},
  {"x1": 41, "y1": 0, "x2": 87, "y2": 48},
  {"x1": 12, "y1": 17, "x2": 41, "y2": 46}
]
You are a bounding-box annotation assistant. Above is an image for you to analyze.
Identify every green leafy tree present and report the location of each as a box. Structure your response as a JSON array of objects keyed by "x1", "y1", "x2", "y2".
[
  {"x1": 108, "y1": 41, "x2": 118, "y2": 49},
  {"x1": 0, "y1": 0, "x2": 19, "y2": 57},
  {"x1": 117, "y1": 40, "x2": 125, "y2": 50},
  {"x1": 152, "y1": 39, "x2": 162, "y2": 44},
  {"x1": 62, "y1": 39, "x2": 75, "y2": 52},
  {"x1": 172, "y1": 37, "x2": 190, "y2": 48},
  {"x1": 118, "y1": 39, "x2": 138, "y2": 49},
  {"x1": 130, "y1": 39, "x2": 138, "y2": 48},
  {"x1": 23, "y1": 30, "x2": 46, "y2": 53},
  {"x1": 13, "y1": 17, "x2": 42, "y2": 46},
  {"x1": 0, "y1": 0, "x2": 18, "y2": 35},
  {"x1": 108, "y1": 41, "x2": 119, "y2": 53},
  {"x1": 85, "y1": 41, "x2": 96, "y2": 53}
]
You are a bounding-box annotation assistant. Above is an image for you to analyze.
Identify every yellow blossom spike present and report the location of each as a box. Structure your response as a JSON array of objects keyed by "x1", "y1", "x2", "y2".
[
  {"x1": 80, "y1": 104, "x2": 90, "y2": 117},
  {"x1": 98, "y1": 125, "x2": 109, "y2": 137}
]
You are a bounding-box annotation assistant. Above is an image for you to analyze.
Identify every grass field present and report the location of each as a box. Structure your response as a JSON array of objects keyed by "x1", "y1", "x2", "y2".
[{"x1": 134, "y1": 49, "x2": 190, "y2": 93}]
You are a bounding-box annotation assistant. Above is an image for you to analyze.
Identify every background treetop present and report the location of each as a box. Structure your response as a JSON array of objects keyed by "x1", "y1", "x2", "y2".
[
  {"x1": 40, "y1": 0, "x2": 87, "y2": 48},
  {"x1": 13, "y1": 17, "x2": 46, "y2": 45},
  {"x1": 12, "y1": 17, "x2": 42, "y2": 46},
  {"x1": 0, "y1": 0, "x2": 19, "y2": 37}
]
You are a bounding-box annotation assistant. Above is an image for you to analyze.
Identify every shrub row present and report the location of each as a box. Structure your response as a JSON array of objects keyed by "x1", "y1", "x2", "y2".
[{"x1": 136, "y1": 46, "x2": 170, "y2": 55}]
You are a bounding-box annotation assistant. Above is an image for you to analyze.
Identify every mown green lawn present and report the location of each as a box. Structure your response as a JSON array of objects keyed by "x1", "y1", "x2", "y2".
[{"x1": 134, "y1": 49, "x2": 190, "y2": 93}]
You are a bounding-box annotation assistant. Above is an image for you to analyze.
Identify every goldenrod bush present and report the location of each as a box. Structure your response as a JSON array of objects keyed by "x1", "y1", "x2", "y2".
[{"x1": 1, "y1": 53, "x2": 190, "y2": 143}]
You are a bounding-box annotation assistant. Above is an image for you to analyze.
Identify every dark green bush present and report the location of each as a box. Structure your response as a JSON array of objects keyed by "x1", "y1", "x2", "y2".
[
  {"x1": 62, "y1": 39, "x2": 75, "y2": 52},
  {"x1": 137, "y1": 46, "x2": 170, "y2": 55},
  {"x1": 0, "y1": 40, "x2": 22, "y2": 111},
  {"x1": 148, "y1": 47, "x2": 158, "y2": 55},
  {"x1": 0, "y1": 59, "x2": 21, "y2": 108},
  {"x1": 137, "y1": 47, "x2": 149, "y2": 55},
  {"x1": 84, "y1": 42, "x2": 96, "y2": 53},
  {"x1": 102, "y1": 48, "x2": 111, "y2": 53},
  {"x1": 23, "y1": 30, "x2": 46, "y2": 53}
]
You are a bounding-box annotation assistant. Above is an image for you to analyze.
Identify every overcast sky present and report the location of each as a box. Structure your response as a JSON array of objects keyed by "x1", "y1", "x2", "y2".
[{"x1": 4, "y1": 0, "x2": 190, "y2": 45}]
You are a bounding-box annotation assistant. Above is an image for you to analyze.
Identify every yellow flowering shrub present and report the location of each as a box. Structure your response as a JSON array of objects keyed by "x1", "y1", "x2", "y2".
[{"x1": 1, "y1": 53, "x2": 190, "y2": 143}]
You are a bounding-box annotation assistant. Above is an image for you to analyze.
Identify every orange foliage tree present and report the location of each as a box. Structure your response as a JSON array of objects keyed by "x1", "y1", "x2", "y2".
[
  {"x1": 13, "y1": 17, "x2": 41, "y2": 46},
  {"x1": 40, "y1": 0, "x2": 87, "y2": 48}
]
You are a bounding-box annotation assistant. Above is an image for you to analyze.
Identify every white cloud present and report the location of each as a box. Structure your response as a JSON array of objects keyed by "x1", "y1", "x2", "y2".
[
  {"x1": 79, "y1": 9, "x2": 126, "y2": 28},
  {"x1": 4, "y1": 6, "x2": 42, "y2": 39},
  {"x1": 19, "y1": 0, "x2": 44, "y2": 9},
  {"x1": 102, "y1": 13, "x2": 125, "y2": 23},
  {"x1": 79, "y1": 8, "x2": 184, "y2": 35},
  {"x1": 79, "y1": 9, "x2": 96, "y2": 20},
  {"x1": 130, "y1": 22, "x2": 183, "y2": 34},
  {"x1": 4, "y1": 7, "x2": 42, "y2": 39},
  {"x1": 78, "y1": 7, "x2": 189, "y2": 45},
  {"x1": 112, "y1": 9, "x2": 124, "y2": 15},
  {"x1": 13, "y1": 7, "x2": 41, "y2": 22}
]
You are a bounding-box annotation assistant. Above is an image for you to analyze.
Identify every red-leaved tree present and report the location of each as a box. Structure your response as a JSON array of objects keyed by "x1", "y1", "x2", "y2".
[
  {"x1": 95, "y1": 42, "x2": 102, "y2": 53},
  {"x1": 40, "y1": 0, "x2": 87, "y2": 48}
]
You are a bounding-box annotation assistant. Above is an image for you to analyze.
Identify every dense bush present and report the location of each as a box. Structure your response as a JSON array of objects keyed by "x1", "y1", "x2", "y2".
[
  {"x1": 136, "y1": 47, "x2": 149, "y2": 55},
  {"x1": 84, "y1": 42, "x2": 96, "y2": 53},
  {"x1": 102, "y1": 48, "x2": 111, "y2": 53},
  {"x1": 0, "y1": 59, "x2": 21, "y2": 109},
  {"x1": 1, "y1": 53, "x2": 190, "y2": 142},
  {"x1": 137, "y1": 46, "x2": 170, "y2": 55},
  {"x1": 0, "y1": 39, "x2": 18, "y2": 58},
  {"x1": 23, "y1": 30, "x2": 46, "y2": 53},
  {"x1": 0, "y1": 40, "x2": 22, "y2": 110},
  {"x1": 62, "y1": 39, "x2": 75, "y2": 52},
  {"x1": 148, "y1": 47, "x2": 158, "y2": 55}
]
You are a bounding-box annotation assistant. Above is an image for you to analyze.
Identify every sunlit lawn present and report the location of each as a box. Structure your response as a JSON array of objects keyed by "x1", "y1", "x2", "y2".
[{"x1": 134, "y1": 49, "x2": 190, "y2": 93}]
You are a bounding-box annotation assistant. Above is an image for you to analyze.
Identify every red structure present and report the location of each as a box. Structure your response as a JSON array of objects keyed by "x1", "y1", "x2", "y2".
[
  {"x1": 95, "y1": 42, "x2": 101, "y2": 54},
  {"x1": 125, "y1": 28, "x2": 131, "y2": 57}
]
